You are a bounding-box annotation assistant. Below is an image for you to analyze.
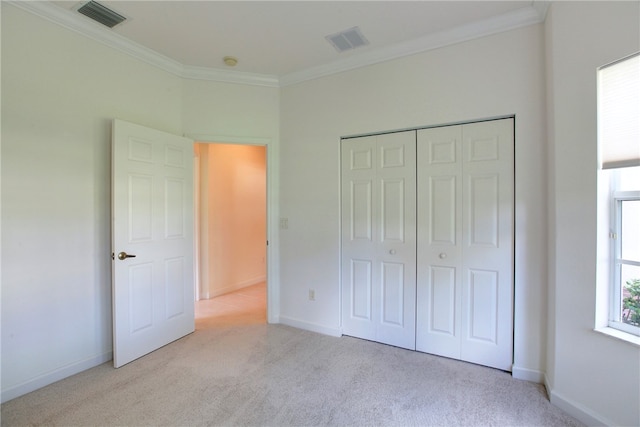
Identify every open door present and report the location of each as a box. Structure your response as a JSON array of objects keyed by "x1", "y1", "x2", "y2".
[{"x1": 112, "y1": 119, "x2": 195, "y2": 368}]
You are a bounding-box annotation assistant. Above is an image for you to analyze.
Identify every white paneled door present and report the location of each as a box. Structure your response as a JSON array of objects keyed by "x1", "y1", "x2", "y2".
[
  {"x1": 415, "y1": 125, "x2": 463, "y2": 359},
  {"x1": 416, "y1": 119, "x2": 514, "y2": 371},
  {"x1": 112, "y1": 119, "x2": 195, "y2": 368},
  {"x1": 341, "y1": 131, "x2": 417, "y2": 350},
  {"x1": 341, "y1": 118, "x2": 513, "y2": 370}
]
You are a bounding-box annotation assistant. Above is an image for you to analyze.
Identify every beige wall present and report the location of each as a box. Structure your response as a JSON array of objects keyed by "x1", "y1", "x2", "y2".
[{"x1": 197, "y1": 143, "x2": 267, "y2": 299}]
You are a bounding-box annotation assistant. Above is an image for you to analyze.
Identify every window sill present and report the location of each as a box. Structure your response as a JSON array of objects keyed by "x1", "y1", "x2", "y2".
[{"x1": 594, "y1": 327, "x2": 640, "y2": 347}]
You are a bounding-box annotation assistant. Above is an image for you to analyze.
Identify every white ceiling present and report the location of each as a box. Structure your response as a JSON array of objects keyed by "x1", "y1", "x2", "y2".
[{"x1": 17, "y1": 1, "x2": 547, "y2": 86}]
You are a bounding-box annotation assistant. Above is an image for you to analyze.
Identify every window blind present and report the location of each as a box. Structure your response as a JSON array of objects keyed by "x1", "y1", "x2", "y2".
[{"x1": 598, "y1": 52, "x2": 640, "y2": 169}]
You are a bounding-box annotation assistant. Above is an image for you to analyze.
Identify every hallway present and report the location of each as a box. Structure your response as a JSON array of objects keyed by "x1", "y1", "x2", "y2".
[{"x1": 195, "y1": 282, "x2": 267, "y2": 329}]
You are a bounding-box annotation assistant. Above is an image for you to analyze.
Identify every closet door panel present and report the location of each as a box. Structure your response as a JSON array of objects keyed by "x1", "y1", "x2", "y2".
[
  {"x1": 429, "y1": 266, "x2": 456, "y2": 335},
  {"x1": 416, "y1": 125, "x2": 462, "y2": 358},
  {"x1": 467, "y1": 268, "x2": 499, "y2": 343},
  {"x1": 381, "y1": 261, "x2": 405, "y2": 326},
  {"x1": 351, "y1": 259, "x2": 372, "y2": 320},
  {"x1": 342, "y1": 131, "x2": 416, "y2": 350},
  {"x1": 430, "y1": 176, "x2": 457, "y2": 245},
  {"x1": 468, "y1": 174, "x2": 500, "y2": 247},
  {"x1": 376, "y1": 132, "x2": 416, "y2": 349},
  {"x1": 342, "y1": 137, "x2": 378, "y2": 340},
  {"x1": 417, "y1": 118, "x2": 513, "y2": 371},
  {"x1": 350, "y1": 180, "x2": 373, "y2": 241},
  {"x1": 460, "y1": 119, "x2": 514, "y2": 371},
  {"x1": 381, "y1": 178, "x2": 406, "y2": 242}
]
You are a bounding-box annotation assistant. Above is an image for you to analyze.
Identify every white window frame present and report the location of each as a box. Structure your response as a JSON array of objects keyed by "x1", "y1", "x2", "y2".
[
  {"x1": 609, "y1": 190, "x2": 640, "y2": 336},
  {"x1": 596, "y1": 52, "x2": 640, "y2": 343}
]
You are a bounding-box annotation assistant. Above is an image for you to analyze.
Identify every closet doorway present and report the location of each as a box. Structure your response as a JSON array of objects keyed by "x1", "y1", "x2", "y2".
[
  {"x1": 194, "y1": 142, "x2": 267, "y2": 327},
  {"x1": 341, "y1": 118, "x2": 514, "y2": 371}
]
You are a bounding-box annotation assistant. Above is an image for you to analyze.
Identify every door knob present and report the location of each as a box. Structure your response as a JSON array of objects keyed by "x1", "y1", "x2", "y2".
[
  {"x1": 439, "y1": 253, "x2": 447, "y2": 259},
  {"x1": 389, "y1": 249, "x2": 396, "y2": 255},
  {"x1": 117, "y1": 252, "x2": 137, "y2": 261}
]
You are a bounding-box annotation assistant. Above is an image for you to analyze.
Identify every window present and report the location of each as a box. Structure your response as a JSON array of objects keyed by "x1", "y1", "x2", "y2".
[
  {"x1": 611, "y1": 186, "x2": 640, "y2": 335},
  {"x1": 598, "y1": 52, "x2": 640, "y2": 338}
]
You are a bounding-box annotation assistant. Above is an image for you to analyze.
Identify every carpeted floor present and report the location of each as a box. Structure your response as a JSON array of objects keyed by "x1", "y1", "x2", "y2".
[{"x1": 2, "y1": 322, "x2": 582, "y2": 426}]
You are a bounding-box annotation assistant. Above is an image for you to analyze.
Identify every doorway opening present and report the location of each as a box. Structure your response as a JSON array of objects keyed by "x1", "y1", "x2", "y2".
[{"x1": 194, "y1": 142, "x2": 267, "y2": 329}]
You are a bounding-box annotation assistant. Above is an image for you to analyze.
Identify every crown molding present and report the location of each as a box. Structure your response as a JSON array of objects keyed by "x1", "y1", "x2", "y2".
[
  {"x1": 10, "y1": 1, "x2": 546, "y2": 89},
  {"x1": 182, "y1": 65, "x2": 279, "y2": 87},
  {"x1": 279, "y1": 4, "x2": 546, "y2": 86},
  {"x1": 7, "y1": 1, "x2": 280, "y2": 88},
  {"x1": 532, "y1": 1, "x2": 551, "y2": 21}
]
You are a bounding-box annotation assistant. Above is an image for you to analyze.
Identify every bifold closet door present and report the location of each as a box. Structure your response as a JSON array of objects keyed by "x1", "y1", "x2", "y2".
[
  {"x1": 341, "y1": 131, "x2": 417, "y2": 350},
  {"x1": 415, "y1": 125, "x2": 463, "y2": 359},
  {"x1": 416, "y1": 119, "x2": 514, "y2": 371}
]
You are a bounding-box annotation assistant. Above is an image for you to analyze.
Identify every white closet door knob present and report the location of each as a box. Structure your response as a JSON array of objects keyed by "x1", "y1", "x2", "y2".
[
  {"x1": 389, "y1": 249, "x2": 396, "y2": 255},
  {"x1": 439, "y1": 253, "x2": 447, "y2": 259}
]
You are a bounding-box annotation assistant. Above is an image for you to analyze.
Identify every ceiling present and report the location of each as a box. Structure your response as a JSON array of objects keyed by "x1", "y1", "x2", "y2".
[{"x1": 16, "y1": 1, "x2": 548, "y2": 86}]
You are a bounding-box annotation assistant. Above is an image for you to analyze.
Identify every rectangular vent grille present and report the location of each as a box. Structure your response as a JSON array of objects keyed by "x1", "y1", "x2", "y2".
[
  {"x1": 77, "y1": 1, "x2": 126, "y2": 28},
  {"x1": 326, "y1": 27, "x2": 369, "y2": 53}
]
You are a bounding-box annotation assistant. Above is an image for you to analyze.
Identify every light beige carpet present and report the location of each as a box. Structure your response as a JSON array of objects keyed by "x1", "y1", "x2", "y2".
[{"x1": 1, "y1": 324, "x2": 583, "y2": 426}]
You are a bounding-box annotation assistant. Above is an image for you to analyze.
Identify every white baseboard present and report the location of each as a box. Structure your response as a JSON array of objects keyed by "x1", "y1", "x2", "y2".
[
  {"x1": 545, "y1": 375, "x2": 615, "y2": 426},
  {"x1": 278, "y1": 315, "x2": 342, "y2": 337},
  {"x1": 512, "y1": 365, "x2": 544, "y2": 383},
  {"x1": 207, "y1": 275, "x2": 266, "y2": 299},
  {"x1": 1, "y1": 351, "x2": 113, "y2": 403}
]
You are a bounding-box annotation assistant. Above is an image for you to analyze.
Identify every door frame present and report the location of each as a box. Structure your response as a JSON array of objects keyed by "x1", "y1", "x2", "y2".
[{"x1": 188, "y1": 134, "x2": 279, "y2": 324}]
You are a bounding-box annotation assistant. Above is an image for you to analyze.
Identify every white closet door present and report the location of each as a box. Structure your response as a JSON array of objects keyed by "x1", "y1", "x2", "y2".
[
  {"x1": 341, "y1": 131, "x2": 417, "y2": 350},
  {"x1": 460, "y1": 119, "x2": 513, "y2": 371},
  {"x1": 416, "y1": 118, "x2": 513, "y2": 371},
  {"x1": 341, "y1": 135, "x2": 377, "y2": 343},
  {"x1": 416, "y1": 125, "x2": 463, "y2": 358}
]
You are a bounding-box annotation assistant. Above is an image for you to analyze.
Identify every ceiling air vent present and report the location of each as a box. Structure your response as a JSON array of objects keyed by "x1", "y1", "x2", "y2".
[
  {"x1": 77, "y1": 1, "x2": 126, "y2": 28},
  {"x1": 326, "y1": 27, "x2": 369, "y2": 53}
]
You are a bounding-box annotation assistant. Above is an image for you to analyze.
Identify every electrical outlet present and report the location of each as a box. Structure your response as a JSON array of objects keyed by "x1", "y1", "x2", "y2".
[{"x1": 308, "y1": 289, "x2": 315, "y2": 301}]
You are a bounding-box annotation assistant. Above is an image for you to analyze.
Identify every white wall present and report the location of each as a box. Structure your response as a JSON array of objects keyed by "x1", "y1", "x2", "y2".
[
  {"x1": 545, "y1": 2, "x2": 640, "y2": 426},
  {"x1": 181, "y1": 79, "x2": 280, "y2": 139},
  {"x1": 279, "y1": 23, "x2": 548, "y2": 377},
  {"x1": 1, "y1": 4, "x2": 181, "y2": 400},
  {"x1": 0, "y1": 4, "x2": 279, "y2": 402},
  {"x1": 181, "y1": 78, "x2": 281, "y2": 321},
  {"x1": 4, "y1": 2, "x2": 639, "y2": 424}
]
